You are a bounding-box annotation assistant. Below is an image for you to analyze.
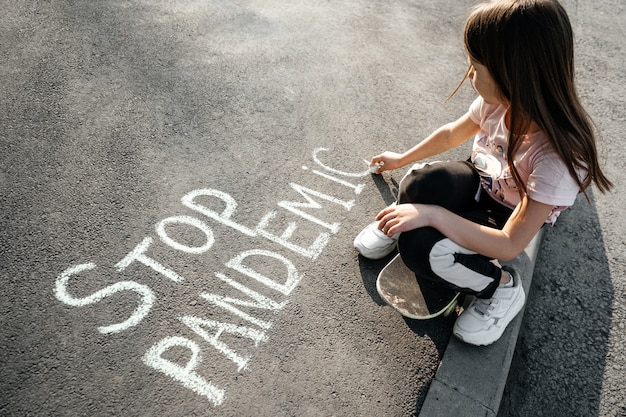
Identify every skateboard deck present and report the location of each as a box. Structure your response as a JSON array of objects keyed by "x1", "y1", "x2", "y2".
[{"x1": 376, "y1": 254, "x2": 460, "y2": 320}]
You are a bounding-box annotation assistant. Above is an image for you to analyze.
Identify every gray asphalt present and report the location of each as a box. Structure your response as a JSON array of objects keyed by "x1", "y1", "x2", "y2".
[{"x1": 1, "y1": 0, "x2": 624, "y2": 416}]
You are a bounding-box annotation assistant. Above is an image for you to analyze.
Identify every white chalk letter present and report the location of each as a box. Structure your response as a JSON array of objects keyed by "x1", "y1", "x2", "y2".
[
  {"x1": 54, "y1": 263, "x2": 155, "y2": 334},
  {"x1": 200, "y1": 271, "x2": 288, "y2": 330},
  {"x1": 255, "y1": 210, "x2": 330, "y2": 260},
  {"x1": 181, "y1": 189, "x2": 256, "y2": 236},
  {"x1": 115, "y1": 237, "x2": 184, "y2": 282},
  {"x1": 142, "y1": 336, "x2": 225, "y2": 406},
  {"x1": 278, "y1": 183, "x2": 354, "y2": 234},
  {"x1": 180, "y1": 316, "x2": 267, "y2": 372},
  {"x1": 156, "y1": 215, "x2": 215, "y2": 254},
  {"x1": 226, "y1": 249, "x2": 303, "y2": 296},
  {"x1": 312, "y1": 147, "x2": 370, "y2": 178},
  {"x1": 302, "y1": 165, "x2": 366, "y2": 194}
]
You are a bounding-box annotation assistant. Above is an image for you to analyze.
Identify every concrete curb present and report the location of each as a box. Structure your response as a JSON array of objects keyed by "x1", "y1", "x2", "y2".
[{"x1": 419, "y1": 228, "x2": 545, "y2": 417}]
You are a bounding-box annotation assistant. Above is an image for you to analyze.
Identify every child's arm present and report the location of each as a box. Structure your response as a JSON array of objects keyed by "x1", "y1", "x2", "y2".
[
  {"x1": 368, "y1": 112, "x2": 479, "y2": 173},
  {"x1": 377, "y1": 196, "x2": 553, "y2": 261}
]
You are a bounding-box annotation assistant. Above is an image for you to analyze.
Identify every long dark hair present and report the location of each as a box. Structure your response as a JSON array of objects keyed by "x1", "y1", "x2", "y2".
[{"x1": 461, "y1": 0, "x2": 612, "y2": 198}]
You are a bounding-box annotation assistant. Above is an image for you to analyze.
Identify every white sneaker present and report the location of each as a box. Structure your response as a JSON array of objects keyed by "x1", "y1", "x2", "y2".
[
  {"x1": 453, "y1": 268, "x2": 525, "y2": 346},
  {"x1": 353, "y1": 221, "x2": 399, "y2": 260}
]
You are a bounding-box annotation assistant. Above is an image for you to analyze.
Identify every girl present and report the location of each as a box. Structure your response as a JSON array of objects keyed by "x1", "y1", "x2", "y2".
[{"x1": 354, "y1": 0, "x2": 612, "y2": 346}]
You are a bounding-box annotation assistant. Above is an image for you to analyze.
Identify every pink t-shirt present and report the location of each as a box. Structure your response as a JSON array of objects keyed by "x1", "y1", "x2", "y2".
[{"x1": 468, "y1": 97, "x2": 582, "y2": 225}]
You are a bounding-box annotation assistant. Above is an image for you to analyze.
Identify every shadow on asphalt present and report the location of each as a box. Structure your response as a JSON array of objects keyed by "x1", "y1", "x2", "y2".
[
  {"x1": 357, "y1": 251, "x2": 457, "y2": 416},
  {"x1": 371, "y1": 171, "x2": 400, "y2": 207},
  {"x1": 498, "y1": 190, "x2": 614, "y2": 417},
  {"x1": 355, "y1": 171, "x2": 400, "y2": 305}
]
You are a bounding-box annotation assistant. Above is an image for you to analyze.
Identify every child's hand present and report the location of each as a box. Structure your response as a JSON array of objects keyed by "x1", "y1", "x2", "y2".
[
  {"x1": 368, "y1": 152, "x2": 404, "y2": 174},
  {"x1": 375, "y1": 203, "x2": 433, "y2": 236}
]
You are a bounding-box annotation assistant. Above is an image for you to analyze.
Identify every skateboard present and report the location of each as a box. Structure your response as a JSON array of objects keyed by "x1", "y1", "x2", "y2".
[{"x1": 376, "y1": 254, "x2": 460, "y2": 320}]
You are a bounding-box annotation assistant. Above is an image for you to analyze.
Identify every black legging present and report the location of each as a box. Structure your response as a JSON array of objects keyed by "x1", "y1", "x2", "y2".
[{"x1": 397, "y1": 160, "x2": 513, "y2": 299}]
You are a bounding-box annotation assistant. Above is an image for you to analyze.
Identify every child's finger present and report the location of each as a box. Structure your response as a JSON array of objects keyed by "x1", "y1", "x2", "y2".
[{"x1": 365, "y1": 159, "x2": 385, "y2": 174}]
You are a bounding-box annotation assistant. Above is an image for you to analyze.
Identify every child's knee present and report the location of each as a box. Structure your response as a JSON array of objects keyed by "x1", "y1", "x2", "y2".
[
  {"x1": 397, "y1": 227, "x2": 444, "y2": 274},
  {"x1": 428, "y1": 237, "x2": 499, "y2": 295}
]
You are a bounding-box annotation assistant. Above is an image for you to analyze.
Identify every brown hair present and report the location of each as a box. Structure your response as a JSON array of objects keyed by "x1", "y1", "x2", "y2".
[{"x1": 459, "y1": 0, "x2": 612, "y2": 197}]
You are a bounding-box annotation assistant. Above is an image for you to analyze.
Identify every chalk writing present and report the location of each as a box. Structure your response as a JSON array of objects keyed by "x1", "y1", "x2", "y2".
[{"x1": 54, "y1": 147, "x2": 371, "y2": 406}]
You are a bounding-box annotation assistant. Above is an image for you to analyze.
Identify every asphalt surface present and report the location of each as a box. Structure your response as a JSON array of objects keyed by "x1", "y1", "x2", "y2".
[{"x1": 1, "y1": 0, "x2": 624, "y2": 416}]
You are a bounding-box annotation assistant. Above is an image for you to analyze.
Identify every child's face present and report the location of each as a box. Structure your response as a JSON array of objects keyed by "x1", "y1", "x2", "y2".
[{"x1": 468, "y1": 59, "x2": 504, "y2": 105}]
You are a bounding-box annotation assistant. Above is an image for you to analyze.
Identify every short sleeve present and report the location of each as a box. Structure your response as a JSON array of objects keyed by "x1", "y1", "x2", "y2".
[
  {"x1": 526, "y1": 154, "x2": 581, "y2": 207},
  {"x1": 468, "y1": 96, "x2": 484, "y2": 125}
]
